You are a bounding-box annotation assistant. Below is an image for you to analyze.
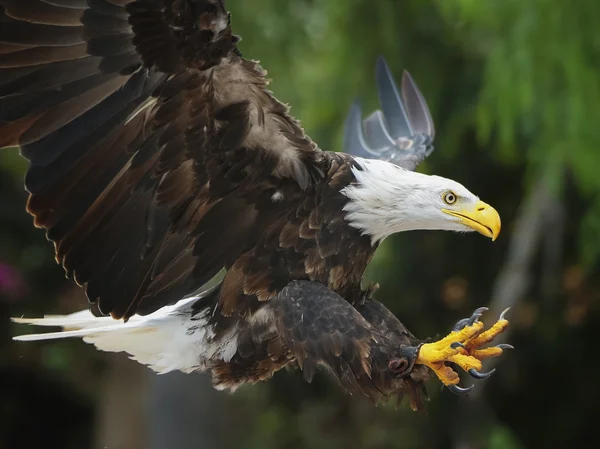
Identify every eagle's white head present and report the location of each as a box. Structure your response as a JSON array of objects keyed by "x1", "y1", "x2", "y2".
[{"x1": 341, "y1": 158, "x2": 501, "y2": 244}]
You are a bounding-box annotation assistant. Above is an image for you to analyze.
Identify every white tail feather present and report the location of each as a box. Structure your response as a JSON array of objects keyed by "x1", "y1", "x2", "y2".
[
  {"x1": 11, "y1": 295, "x2": 238, "y2": 374},
  {"x1": 11, "y1": 310, "x2": 113, "y2": 329},
  {"x1": 12, "y1": 326, "x2": 136, "y2": 342}
]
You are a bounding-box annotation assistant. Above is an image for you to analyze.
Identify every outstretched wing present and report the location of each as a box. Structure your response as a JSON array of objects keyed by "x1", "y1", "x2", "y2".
[
  {"x1": 343, "y1": 56, "x2": 435, "y2": 171},
  {"x1": 0, "y1": 0, "x2": 322, "y2": 319}
]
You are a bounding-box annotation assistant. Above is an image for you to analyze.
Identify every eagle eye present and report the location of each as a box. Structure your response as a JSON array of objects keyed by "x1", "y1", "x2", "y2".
[{"x1": 443, "y1": 191, "x2": 457, "y2": 205}]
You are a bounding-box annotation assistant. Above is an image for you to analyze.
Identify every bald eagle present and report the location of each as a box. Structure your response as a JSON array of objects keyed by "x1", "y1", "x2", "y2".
[{"x1": 4, "y1": 0, "x2": 511, "y2": 408}]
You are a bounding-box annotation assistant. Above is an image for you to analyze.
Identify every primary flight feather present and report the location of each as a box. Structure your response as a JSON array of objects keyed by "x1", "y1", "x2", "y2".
[{"x1": 4, "y1": 0, "x2": 511, "y2": 407}]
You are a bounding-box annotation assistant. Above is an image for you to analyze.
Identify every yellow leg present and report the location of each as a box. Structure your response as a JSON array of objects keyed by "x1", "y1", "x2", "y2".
[{"x1": 415, "y1": 307, "x2": 512, "y2": 393}]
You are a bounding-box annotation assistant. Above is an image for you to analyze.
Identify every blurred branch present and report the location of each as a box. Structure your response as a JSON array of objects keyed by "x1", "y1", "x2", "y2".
[
  {"x1": 93, "y1": 355, "x2": 150, "y2": 449},
  {"x1": 483, "y1": 172, "x2": 555, "y2": 329},
  {"x1": 541, "y1": 198, "x2": 565, "y2": 302},
  {"x1": 147, "y1": 372, "x2": 230, "y2": 449},
  {"x1": 450, "y1": 170, "x2": 561, "y2": 449}
]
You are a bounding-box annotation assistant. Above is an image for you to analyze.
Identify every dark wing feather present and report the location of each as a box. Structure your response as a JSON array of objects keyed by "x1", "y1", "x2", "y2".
[
  {"x1": 343, "y1": 55, "x2": 435, "y2": 171},
  {"x1": 0, "y1": 0, "x2": 322, "y2": 319},
  {"x1": 272, "y1": 280, "x2": 377, "y2": 394},
  {"x1": 271, "y1": 281, "x2": 429, "y2": 406}
]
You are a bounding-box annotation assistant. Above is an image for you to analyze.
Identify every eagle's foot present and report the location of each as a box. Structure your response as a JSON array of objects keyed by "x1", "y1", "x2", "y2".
[{"x1": 415, "y1": 307, "x2": 512, "y2": 394}]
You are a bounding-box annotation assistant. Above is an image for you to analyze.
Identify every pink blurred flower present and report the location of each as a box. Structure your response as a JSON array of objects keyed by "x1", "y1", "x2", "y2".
[{"x1": 0, "y1": 261, "x2": 27, "y2": 301}]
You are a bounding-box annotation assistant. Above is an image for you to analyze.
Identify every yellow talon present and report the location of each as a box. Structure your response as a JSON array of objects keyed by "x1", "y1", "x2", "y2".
[
  {"x1": 468, "y1": 318, "x2": 509, "y2": 348},
  {"x1": 472, "y1": 347, "x2": 504, "y2": 359},
  {"x1": 448, "y1": 353, "x2": 482, "y2": 372},
  {"x1": 414, "y1": 307, "x2": 512, "y2": 390}
]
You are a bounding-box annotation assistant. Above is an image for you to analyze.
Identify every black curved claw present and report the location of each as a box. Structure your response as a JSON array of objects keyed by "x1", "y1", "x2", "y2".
[
  {"x1": 450, "y1": 342, "x2": 467, "y2": 350},
  {"x1": 447, "y1": 384, "x2": 474, "y2": 395},
  {"x1": 468, "y1": 367, "x2": 496, "y2": 380},
  {"x1": 452, "y1": 307, "x2": 489, "y2": 331},
  {"x1": 496, "y1": 344, "x2": 514, "y2": 350},
  {"x1": 452, "y1": 318, "x2": 470, "y2": 332},
  {"x1": 499, "y1": 307, "x2": 511, "y2": 321},
  {"x1": 468, "y1": 307, "x2": 489, "y2": 325}
]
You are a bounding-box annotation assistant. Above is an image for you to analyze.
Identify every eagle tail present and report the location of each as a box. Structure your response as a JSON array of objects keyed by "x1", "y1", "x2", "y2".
[
  {"x1": 11, "y1": 310, "x2": 146, "y2": 342},
  {"x1": 11, "y1": 286, "x2": 228, "y2": 374}
]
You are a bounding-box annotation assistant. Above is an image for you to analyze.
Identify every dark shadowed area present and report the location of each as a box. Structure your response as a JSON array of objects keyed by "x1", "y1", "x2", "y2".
[{"x1": 1, "y1": 1, "x2": 599, "y2": 448}]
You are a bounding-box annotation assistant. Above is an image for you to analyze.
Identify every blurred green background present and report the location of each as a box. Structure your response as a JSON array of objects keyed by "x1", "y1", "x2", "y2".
[{"x1": 1, "y1": 0, "x2": 599, "y2": 448}]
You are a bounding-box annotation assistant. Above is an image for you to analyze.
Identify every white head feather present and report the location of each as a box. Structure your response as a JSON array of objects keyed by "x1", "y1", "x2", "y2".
[{"x1": 341, "y1": 158, "x2": 488, "y2": 244}]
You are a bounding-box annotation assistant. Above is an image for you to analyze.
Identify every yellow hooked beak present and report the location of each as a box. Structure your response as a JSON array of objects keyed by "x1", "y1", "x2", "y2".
[{"x1": 442, "y1": 200, "x2": 501, "y2": 241}]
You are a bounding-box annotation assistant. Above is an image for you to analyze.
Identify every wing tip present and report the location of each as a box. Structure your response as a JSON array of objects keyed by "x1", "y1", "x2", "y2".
[
  {"x1": 401, "y1": 69, "x2": 415, "y2": 86},
  {"x1": 375, "y1": 54, "x2": 390, "y2": 73},
  {"x1": 343, "y1": 98, "x2": 375, "y2": 158},
  {"x1": 347, "y1": 98, "x2": 363, "y2": 119}
]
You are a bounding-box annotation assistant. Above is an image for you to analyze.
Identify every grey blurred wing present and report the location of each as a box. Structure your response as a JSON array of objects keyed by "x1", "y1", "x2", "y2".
[
  {"x1": 343, "y1": 100, "x2": 377, "y2": 160},
  {"x1": 343, "y1": 56, "x2": 435, "y2": 171},
  {"x1": 399, "y1": 70, "x2": 435, "y2": 138}
]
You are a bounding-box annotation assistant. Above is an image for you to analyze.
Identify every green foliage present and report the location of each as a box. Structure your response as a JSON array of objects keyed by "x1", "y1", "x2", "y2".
[
  {"x1": 488, "y1": 424, "x2": 525, "y2": 449},
  {"x1": 230, "y1": 0, "x2": 600, "y2": 264},
  {"x1": 440, "y1": 0, "x2": 600, "y2": 263}
]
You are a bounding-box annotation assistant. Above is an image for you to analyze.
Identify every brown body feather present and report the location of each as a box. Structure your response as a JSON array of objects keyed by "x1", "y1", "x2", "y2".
[
  {"x1": 1, "y1": 0, "x2": 429, "y2": 406},
  {"x1": 210, "y1": 281, "x2": 429, "y2": 408}
]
